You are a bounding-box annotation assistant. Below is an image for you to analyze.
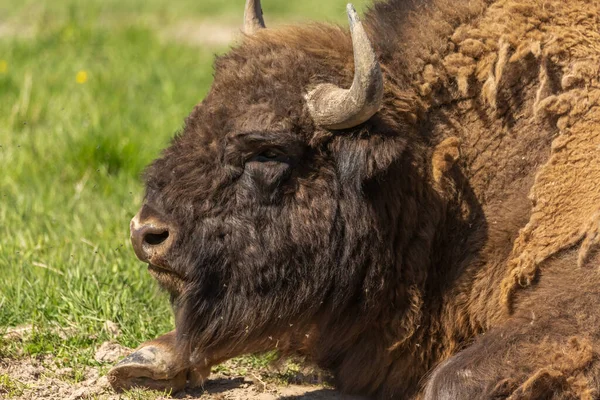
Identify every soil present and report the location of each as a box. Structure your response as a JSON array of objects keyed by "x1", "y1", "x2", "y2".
[
  {"x1": 0, "y1": 338, "x2": 364, "y2": 400},
  {"x1": 0, "y1": 356, "x2": 358, "y2": 399}
]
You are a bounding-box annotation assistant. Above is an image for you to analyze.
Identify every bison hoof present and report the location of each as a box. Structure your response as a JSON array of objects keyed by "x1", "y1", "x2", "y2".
[{"x1": 107, "y1": 345, "x2": 193, "y2": 393}]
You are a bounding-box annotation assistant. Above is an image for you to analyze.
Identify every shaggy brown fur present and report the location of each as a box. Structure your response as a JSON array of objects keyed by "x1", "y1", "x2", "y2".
[{"x1": 132, "y1": 0, "x2": 600, "y2": 398}]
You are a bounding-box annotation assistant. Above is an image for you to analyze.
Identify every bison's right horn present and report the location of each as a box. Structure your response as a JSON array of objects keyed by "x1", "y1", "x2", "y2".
[
  {"x1": 243, "y1": 0, "x2": 266, "y2": 35},
  {"x1": 306, "y1": 4, "x2": 383, "y2": 130}
]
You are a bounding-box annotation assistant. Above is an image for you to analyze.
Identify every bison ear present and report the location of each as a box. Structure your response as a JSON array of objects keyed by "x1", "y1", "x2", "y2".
[
  {"x1": 330, "y1": 124, "x2": 408, "y2": 190},
  {"x1": 243, "y1": 0, "x2": 266, "y2": 35}
]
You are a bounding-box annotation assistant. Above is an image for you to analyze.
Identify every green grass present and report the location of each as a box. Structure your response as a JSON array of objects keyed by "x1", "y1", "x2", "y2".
[
  {"x1": 0, "y1": 0, "x2": 368, "y2": 387},
  {"x1": 0, "y1": 373, "x2": 28, "y2": 397},
  {"x1": 0, "y1": 21, "x2": 215, "y2": 353}
]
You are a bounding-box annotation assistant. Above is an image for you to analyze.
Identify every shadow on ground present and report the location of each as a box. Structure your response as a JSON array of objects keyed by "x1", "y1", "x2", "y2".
[{"x1": 178, "y1": 376, "x2": 366, "y2": 399}]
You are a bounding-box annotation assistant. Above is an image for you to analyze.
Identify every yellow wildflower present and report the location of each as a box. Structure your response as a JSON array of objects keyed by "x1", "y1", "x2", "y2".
[
  {"x1": 76, "y1": 70, "x2": 88, "y2": 84},
  {"x1": 0, "y1": 60, "x2": 7, "y2": 74}
]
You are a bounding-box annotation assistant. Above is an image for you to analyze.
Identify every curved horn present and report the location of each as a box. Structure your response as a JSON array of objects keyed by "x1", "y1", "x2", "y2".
[
  {"x1": 306, "y1": 4, "x2": 383, "y2": 130},
  {"x1": 243, "y1": 0, "x2": 266, "y2": 35}
]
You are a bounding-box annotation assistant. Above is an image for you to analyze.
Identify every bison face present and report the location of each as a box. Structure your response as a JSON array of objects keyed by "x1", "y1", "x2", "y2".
[{"x1": 130, "y1": 3, "x2": 410, "y2": 365}]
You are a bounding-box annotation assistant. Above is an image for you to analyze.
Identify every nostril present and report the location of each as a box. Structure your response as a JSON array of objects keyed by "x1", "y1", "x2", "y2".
[{"x1": 143, "y1": 230, "x2": 170, "y2": 246}]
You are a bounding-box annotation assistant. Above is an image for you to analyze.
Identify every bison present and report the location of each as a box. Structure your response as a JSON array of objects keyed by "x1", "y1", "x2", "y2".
[{"x1": 108, "y1": 0, "x2": 600, "y2": 398}]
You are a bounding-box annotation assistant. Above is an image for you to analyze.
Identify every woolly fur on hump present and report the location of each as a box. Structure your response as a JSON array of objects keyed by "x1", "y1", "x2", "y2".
[{"x1": 389, "y1": 0, "x2": 600, "y2": 310}]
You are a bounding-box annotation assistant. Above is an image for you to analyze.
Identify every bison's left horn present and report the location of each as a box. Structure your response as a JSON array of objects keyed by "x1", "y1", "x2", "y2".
[
  {"x1": 243, "y1": 0, "x2": 266, "y2": 35},
  {"x1": 306, "y1": 4, "x2": 383, "y2": 130}
]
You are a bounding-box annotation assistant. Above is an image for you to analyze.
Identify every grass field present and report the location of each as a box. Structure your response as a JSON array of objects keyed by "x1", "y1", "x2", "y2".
[{"x1": 0, "y1": 0, "x2": 368, "y2": 398}]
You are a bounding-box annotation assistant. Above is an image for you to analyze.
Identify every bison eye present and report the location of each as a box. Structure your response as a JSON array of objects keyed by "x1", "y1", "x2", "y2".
[
  {"x1": 242, "y1": 148, "x2": 293, "y2": 195},
  {"x1": 252, "y1": 150, "x2": 283, "y2": 163}
]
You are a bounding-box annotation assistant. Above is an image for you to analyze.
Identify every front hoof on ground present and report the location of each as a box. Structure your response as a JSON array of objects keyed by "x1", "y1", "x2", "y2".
[{"x1": 107, "y1": 345, "x2": 188, "y2": 393}]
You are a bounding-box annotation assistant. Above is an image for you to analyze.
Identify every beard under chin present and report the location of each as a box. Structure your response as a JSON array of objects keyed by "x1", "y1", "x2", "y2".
[{"x1": 174, "y1": 286, "x2": 313, "y2": 361}]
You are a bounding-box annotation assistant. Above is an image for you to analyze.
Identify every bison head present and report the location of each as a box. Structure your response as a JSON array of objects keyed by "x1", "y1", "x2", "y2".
[{"x1": 130, "y1": 0, "x2": 432, "y2": 374}]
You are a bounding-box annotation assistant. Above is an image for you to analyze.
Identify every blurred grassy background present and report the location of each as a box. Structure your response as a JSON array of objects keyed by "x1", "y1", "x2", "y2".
[
  {"x1": 0, "y1": 0, "x2": 368, "y2": 382},
  {"x1": 0, "y1": 0, "x2": 367, "y2": 24}
]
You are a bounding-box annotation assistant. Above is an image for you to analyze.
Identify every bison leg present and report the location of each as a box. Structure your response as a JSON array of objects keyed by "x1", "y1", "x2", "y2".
[
  {"x1": 107, "y1": 330, "x2": 209, "y2": 393},
  {"x1": 422, "y1": 320, "x2": 598, "y2": 400}
]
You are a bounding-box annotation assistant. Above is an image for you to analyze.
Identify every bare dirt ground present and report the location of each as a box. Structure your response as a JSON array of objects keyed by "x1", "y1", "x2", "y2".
[
  {"x1": 0, "y1": 329, "x2": 363, "y2": 400},
  {"x1": 0, "y1": 354, "x2": 360, "y2": 400}
]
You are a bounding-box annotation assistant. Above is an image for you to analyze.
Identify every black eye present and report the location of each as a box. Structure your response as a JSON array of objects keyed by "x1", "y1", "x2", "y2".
[{"x1": 253, "y1": 150, "x2": 281, "y2": 162}]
